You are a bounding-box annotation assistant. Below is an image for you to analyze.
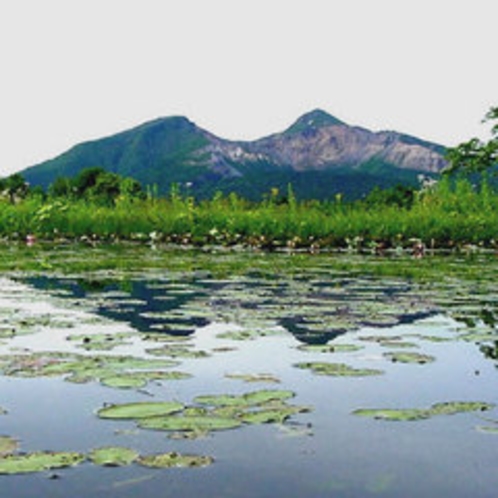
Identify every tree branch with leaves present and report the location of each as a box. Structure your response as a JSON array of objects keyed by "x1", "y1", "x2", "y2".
[{"x1": 444, "y1": 107, "x2": 498, "y2": 174}]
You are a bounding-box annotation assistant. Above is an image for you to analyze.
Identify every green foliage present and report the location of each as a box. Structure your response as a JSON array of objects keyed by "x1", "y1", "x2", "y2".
[
  {"x1": 0, "y1": 174, "x2": 29, "y2": 204},
  {"x1": 363, "y1": 184, "x2": 416, "y2": 208},
  {"x1": 48, "y1": 167, "x2": 145, "y2": 205},
  {"x1": 445, "y1": 106, "x2": 498, "y2": 174},
  {"x1": 4, "y1": 171, "x2": 498, "y2": 249}
]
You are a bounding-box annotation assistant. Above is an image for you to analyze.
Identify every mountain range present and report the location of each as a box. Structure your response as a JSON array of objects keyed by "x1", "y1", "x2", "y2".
[{"x1": 21, "y1": 109, "x2": 448, "y2": 200}]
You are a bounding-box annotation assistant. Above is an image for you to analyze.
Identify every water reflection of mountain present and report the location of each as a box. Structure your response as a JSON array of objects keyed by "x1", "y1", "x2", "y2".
[
  {"x1": 23, "y1": 276, "x2": 210, "y2": 336},
  {"x1": 22, "y1": 274, "x2": 441, "y2": 345}
]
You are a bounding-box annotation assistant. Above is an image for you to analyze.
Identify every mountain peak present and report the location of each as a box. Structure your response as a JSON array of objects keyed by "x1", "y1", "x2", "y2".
[{"x1": 285, "y1": 109, "x2": 345, "y2": 135}]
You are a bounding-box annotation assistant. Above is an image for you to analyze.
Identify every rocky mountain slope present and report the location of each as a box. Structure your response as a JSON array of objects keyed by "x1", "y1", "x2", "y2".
[{"x1": 22, "y1": 109, "x2": 447, "y2": 200}]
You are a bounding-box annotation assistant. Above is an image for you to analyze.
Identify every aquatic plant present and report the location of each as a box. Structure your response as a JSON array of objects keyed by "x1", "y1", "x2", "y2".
[
  {"x1": 225, "y1": 372, "x2": 281, "y2": 384},
  {"x1": 296, "y1": 343, "x2": 363, "y2": 353},
  {"x1": 137, "y1": 452, "x2": 213, "y2": 468},
  {"x1": 194, "y1": 389, "x2": 295, "y2": 407},
  {"x1": 383, "y1": 351, "x2": 435, "y2": 364},
  {"x1": 353, "y1": 401, "x2": 494, "y2": 421},
  {"x1": 294, "y1": 362, "x2": 383, "y2": 377},
  {"x1": 0, "y1": 451, "x2": 85, "y2": 474},
  {"x1": 97, "y1": 401, "x2": 184, "y2": 419},
  {"x1": 137, "y1": 415, "x2": 242, "y2": 432},
  {"x1": 99, "y1": 371, "x2": 191, "y2": 389},
  {"x1": 89, "y1": 446, "x2": 139, "y2": 466}
]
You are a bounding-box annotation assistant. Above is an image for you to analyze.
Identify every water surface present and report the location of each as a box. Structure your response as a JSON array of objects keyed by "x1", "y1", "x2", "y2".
[{"x1": 0, "y1": 246, "x2": 497, "y2": 497}]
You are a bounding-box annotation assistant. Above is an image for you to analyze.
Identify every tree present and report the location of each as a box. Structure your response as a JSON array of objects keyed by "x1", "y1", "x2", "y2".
[
  {"x1": 444, "y1": 107, "x2": 498, "y2": 174},
  {"x1": 90, "y1": 172, "x2": 121, "y2": 204},
  {"x1": 48, "y1": 176, "x2": 73, "y2": 198},
  {"x1": 73, "y1": 167, "x2": 107, "y2": 196},
  {"x1": 0, "y1": 174, "x2": 29, "y2": 203},
  {"x1": 48, "y1": 167, "x2": 145, "y2": 205},
  {"x1": 119, "y1": 177, "x2": 145, "y2": 201}
]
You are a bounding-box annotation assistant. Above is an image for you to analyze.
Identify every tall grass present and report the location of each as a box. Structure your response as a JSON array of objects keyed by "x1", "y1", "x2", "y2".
[{"x1": 1, "y1": 176, "x2": 498, "y2": 250}]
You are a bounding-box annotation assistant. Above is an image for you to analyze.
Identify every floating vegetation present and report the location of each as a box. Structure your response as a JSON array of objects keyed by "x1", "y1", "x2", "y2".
[
  {"x1": 409, "y1": 334, "x2": 453, "y2": 343},
  {"x1": 475, "y1": 425, "x2": 498, "y2": 434},
  {"x1": 377, "y1": 341, "x2": 419, "y2": 349},
  {"x1": 0, "y1": 352, "x2": 180, "y2": 390},
  {"x1": 97, "y1": 401, "x2": 184, "y2": 419},
  {"x1": 145, "y1": 344, "x2": 210, "y2": 359},
  {"x1": 359, "y1": 335, "x2": 406, "y2": 344},
  {"x1": 459, "y1": 332, "x2": 498, "y2": 344},
  {"x1": 296, "y1": 343, "x2": 363, "y2": 353},
  {"x1": 142, "y1": 332, "x2": 191, "y2": 343},
  {"x1": 137, "y1": 452, "x2": 213, "y2": 468},
  {"x1": 353, "y1": 408, "x2": 429, "y2": 421},
  {"x1": 225, "y1": 372, "x2": 281, "y2": 384},
  {"x1": 138, "y1": 415, "x2": 242, "y2": 433},
  {"x1": 67, "y1": 332, "x2": 134, "y2": 351},
  {"x1": 383, "y1": 351, "x2": 435, "y2": 364},
  {"x1": 89, "y1": 446, "x2": 139, "y2": 466},
  {"x1": 353, "y1": 401, "x2": 494, "y2": 422},
  {"x1": 238, "y1": 404, "x2": 310, "y2": 425},
  {"x1": 99, "y1": 370, "x2": 191, "y2": 389},
  {"x1": 96, "y1": 388, "x2": 310, "y2": 439},
  {"x1": 0, "y1": 436, "x2": 19, "y2": 456},
  {"x1": 294, "y1": 362, "x2": 383, "y2": 377},
  {"x1": 0, "y1": 451, "x2": 85, "y2": 475},
  {"x1": 194, "y1": 389, "x2": 295, "y2": 408}
]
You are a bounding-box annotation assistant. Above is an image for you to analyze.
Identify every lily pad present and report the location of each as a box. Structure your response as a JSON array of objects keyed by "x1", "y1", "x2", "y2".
[
  {"x1": 97, "y1": 401, "x2": 184, "y2": 419},
  {"x1": 294, "y1": 362, "x2": 383, "y2": 377},
  {"x1": 145, "y1": 345, "x2": 210, "y2": 359},
  {"x1": 100, "y1": 371, "x2": 191, "y2": 389},
  {"x1": 353, "y1": 401, "x2": 493, "y2": 422},
  {"x1": 383, "y1": 351, "x2": 435, "y2": 364},
  {"x1": 195, "y1": 389, "x2": 294, "y2": 407},
  {"x1": 67, "y1": 332, "x2": 135, "y2": 351},
  {"x1": 353, "y1": 408, "x2": 429, "y2": 421},
  {"x1": 225, "y1": 373, "x2": 281, "y2": 384},
  {"x1": 89, "y1": 446, "x2": 139, "y2": 466},
  {"x1": 0, "y1": 451, "x2": 85, "y2": 475},
  {"x1": 429, "y1": 401, "x2": 492, "y2": 416},
  {"x1": 0, "y1": 436, "x2": 19, "y2": 456},
  {"x1": 378, "y1": 341, "x2": 418, "y2": 349},
  {"x1": 137, "y1": 452, "x2": 213, "y2": 468},
  {"x1": 459, "y1": 332, "x2": 497, "y2": 343},
  {"x1": 138, "y1": 415, "x2": 242, "y2": 432},
  {"x1": 296, "y1": 343, "x2": 363, "y2": 353},
  {"x1": 216, "y1": 330, "x2": 259, "y2": 341},
  {"x1": 239, "y1": 404, "x2": 310, "y2": 424},
  {"x1": 476, "y1": 425, "x2": 498, "y2": 434}
]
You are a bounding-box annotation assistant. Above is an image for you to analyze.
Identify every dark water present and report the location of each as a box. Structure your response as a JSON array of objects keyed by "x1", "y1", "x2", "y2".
[{"x1": 1, "y1": 251, "x2": 498, "y2": 497}]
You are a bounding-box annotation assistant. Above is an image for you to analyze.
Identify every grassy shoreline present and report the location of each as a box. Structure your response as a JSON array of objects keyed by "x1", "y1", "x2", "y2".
[{"x1": 1, "y1": 177, "x2": 498, "y2": 251}]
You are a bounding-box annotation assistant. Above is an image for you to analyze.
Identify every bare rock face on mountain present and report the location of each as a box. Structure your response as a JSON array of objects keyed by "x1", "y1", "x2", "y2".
[
  {"x1": 21, "y1": 109, "x2": 447, "y2": 200},
  {"x1": 241, "y1": 109, "x2": 446, "y2": 173}
]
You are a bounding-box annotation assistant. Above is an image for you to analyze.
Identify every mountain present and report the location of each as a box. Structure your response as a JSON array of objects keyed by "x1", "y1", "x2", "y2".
[{"x1": 21, "y1": 109, "x2": 447, "y2": 200}]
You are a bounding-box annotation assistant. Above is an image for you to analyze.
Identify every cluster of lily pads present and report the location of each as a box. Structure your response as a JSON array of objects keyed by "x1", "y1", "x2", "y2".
[
  {"x1": 0, "y1": 405, "x2": 213, "y2": 475},
  {"x1": 353, "y1": 401, "x2": 494, "y2": 422},
  {"x1": 0, "y1": 351, "x2": 190, "y2": 390},
  {"x1": 97, "y1": 389, "x2": 311, "y2": 439},
  {"x1": 0, "y1": 440, "x2": 212, "y2": 475}
]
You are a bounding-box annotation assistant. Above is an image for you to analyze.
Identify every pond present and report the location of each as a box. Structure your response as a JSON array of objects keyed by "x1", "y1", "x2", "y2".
[{"x1": 0, "y1": 244, "x2": 497, "y2": 497}]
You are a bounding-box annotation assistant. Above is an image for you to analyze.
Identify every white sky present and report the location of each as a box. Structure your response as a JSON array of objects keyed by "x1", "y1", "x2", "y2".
[{"x1": 0, "y1": 0, "x2": 496, "y2": 176}]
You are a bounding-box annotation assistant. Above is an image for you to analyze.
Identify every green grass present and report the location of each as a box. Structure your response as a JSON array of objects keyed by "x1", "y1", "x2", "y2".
[{"x1": 2, "y1": 177, "x2": 498, "y2": 250}]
